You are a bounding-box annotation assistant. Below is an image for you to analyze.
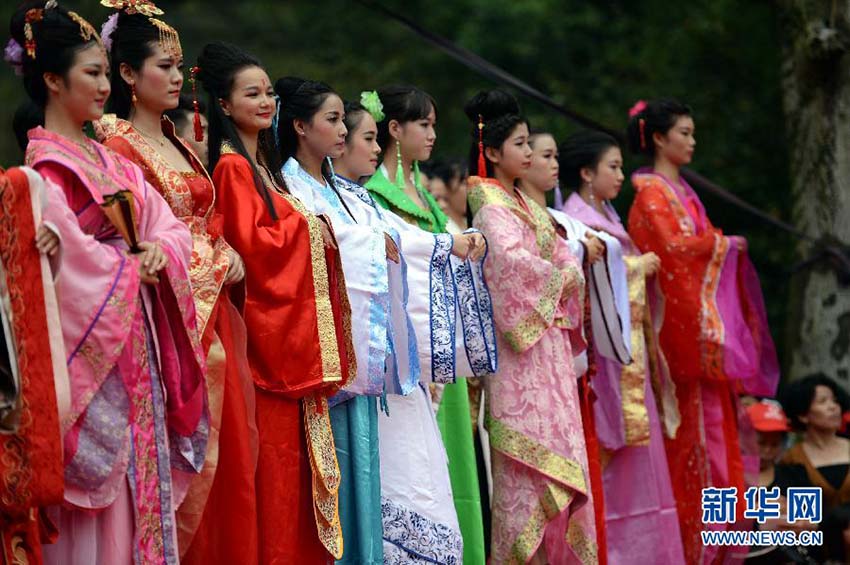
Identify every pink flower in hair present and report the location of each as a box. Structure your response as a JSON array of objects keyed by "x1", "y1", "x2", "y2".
[
  {"x1": 101, "y1": 13, "x2": 119, "y2": 51},
  {"x1": 628, "y1": 99, "x2": 647, "y2": 118},
  {"x1": 4, "y1": 39, "x2": 24, "y2": 76}
]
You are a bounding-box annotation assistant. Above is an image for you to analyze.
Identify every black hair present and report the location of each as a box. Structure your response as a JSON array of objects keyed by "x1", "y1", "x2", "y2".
[
  {"x1": 105, "y1": 11, "x2": 163, "y2": 118},
  {"x1": 463, "y1": 89, "x2": 527, "y2": 178},
  {"x1": 342, "y1": 100, "x2": 368, "y2": 145},
  {"x1": 13, "y1": 101, "x2": 44, "y2": 152},
  {"x1": 196, "y1": 42, "x2": 281, "y2": 220},
  {"x1": 10, "y1": 0, "x2": 102, "y2": 108},
  {"x1": 626, "y1": 98, "x2": 692, "y2": 158},
  {"x1": 274, "y1": 76, "x2": 337, "y2": 184},
  {"x1": 425, "y1": 158, "x2": 457, "y2": 188},
  {"x1": 779, "y1": 373, "x2": 850, "y2": 432},
  {"x1": 558, "y1": 130, "x2": 621, "y2": 191},
  {"x1": 163, "y1": 93, "x2": 206, "y2": 132},
  {"x1": 821, "y1": 504, "x2": 850, "y2": 562},
  {"x1": 374, "y1": 85, "x2": 437, "y2": 152}
]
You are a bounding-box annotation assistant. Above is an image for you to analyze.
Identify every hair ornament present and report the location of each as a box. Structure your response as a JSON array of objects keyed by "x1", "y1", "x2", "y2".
[
  {"x1": 190, "y1": 66, "x2": 204, "y2": 142},
  {"x1": 100, "y1": 12, "x2": 119, "y2": 51},
  {"x1": 476, "y1": 114, "x2": 487, "y2": 178},
  {"x1": 149, "y1": 18, "x2": 181, "y2": 58},
  {"x1": 67, "y1": 11, "x2": 101, "y2": 43},
  {"x1": 23, "y1": 8, "x2": 45, "y2": 59},
  {"x1": 4, "y1": 39, "x2": 24, "y2": 75},
  {"x1": 44, "y1": 0, "x2": 58, "y2": 9},
  {"x1": 639, "y1": 118, "x2": 647, "y2": 150},
  {"x1": 628, "y1": 99, "x2": 647, "y2": 118},
  {"x1": 99, "y1": 0, "x2": 163, "y2": 16},
  {"x1": 359, "y1": 90, "x2": 385, "y2": 122}
]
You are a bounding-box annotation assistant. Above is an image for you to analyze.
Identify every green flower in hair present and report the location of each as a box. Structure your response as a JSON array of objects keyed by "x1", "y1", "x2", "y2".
[{"x1": 360, "y1": 90, "x2": 385, "y2": 122}]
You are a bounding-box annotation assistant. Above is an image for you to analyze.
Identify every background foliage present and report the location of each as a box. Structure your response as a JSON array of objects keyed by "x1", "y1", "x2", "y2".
[{"x1": 0, "y1": 0, "x2": 794, "y2": 365}]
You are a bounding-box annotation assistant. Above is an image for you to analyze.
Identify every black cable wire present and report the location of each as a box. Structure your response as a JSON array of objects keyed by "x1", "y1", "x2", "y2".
[{"x1": 354, "y1": 0, "x2": 850, "y2": 281}]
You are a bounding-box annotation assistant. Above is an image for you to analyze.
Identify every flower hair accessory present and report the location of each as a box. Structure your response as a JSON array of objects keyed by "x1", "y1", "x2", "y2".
[
  {"x1": 628, "y1": 99, "x2": 647, "y2": 118},
  {"x1": 23, "y1": 8, "x2": 45, "y2": 59},
  {"x1": 359, "y1": 90, "x2": 385, "y2": 122},
  {"x1": 101, "y1": 13, "x2": 119, "y2": 51},
  {"x1": 4, "y1": 39, "x2": 24, "y2": 76},
  {"x1": 99, "y1": 0, "x2": 163, "y2": 16}
]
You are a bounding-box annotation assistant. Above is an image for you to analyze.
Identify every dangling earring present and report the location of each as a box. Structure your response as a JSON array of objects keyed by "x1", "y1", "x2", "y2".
[
  {"x1": 588, "y1": 180, "x2": 595, "y2": 202},
  {"x1": 394, "y1": 139, "x2": 406, "y2": 190},
  {"x1": 131, "y1": 83, "x2": 138, "y2": 105}
]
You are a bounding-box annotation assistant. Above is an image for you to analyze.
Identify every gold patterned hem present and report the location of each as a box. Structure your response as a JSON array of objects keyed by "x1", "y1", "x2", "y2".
[
  {"x1": 504, "y1": 268, "x2": 565, "y2": 353},
  {"x1": 304, "y1": 394, "x2": 343, "y2": 559},
  {"x1": 487, "y1": 416, "x2": 587, "y2": 492}
]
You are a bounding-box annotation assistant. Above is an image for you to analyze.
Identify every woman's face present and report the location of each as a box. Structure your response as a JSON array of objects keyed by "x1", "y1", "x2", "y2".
[
  {"x1": 337, "y1": 111, "x2": 381, "y2": 178},
  {"x1": 124, "y1": 42, "x2": 183, "y2": 114},
  {"x1": 396, "y1": 105, "x2": 437, "y2": 162},
  {"x1": 801, "y1": 385, "x2": 843, "y2": 433},
  {"x1": 756, "y1": 431, "x2": 785, "y2": 470},
  {"x1": 222, "y1": 65, "x2": 275, "y2": 136},
  {"x1": 300, "y1": 93, "x2": 347, "y2": 160},
  {"x1": 490, "y1": 122, "x2": 532, "y2": 181},
  {"x1": 523, "y1": 133, "x2": 559, "y2": 192},
  {"x1": 48, "y1": 43, "x2": 110, "y2": 124},
  {"x1": 446, "y1": 173, "x2": 468, "y2": 217},
  {"x1": 429, "y1": 176, "x2": 450, "y2": 213},
  {"x1": 585, "y1": 145, "x2": 625, "y2": 201},
  {"x1": 655, "y1": 115, "x2": 696, "y2": 167}
]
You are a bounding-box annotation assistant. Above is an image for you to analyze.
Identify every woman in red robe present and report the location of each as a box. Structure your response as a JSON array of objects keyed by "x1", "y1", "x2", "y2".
[
  {"x1": 196, "y1": 42, "x2": 354, "y2": 564},
  {"x1": 94, "y1": 7, "x2": 257, "y2": 563},
  {"x1": 626, "y1": 99, "x2": 779, "y2": 563}
]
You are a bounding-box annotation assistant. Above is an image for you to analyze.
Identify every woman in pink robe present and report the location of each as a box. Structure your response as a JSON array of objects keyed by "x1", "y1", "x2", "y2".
[
  {"x1": 466, "y1": 89, "x2": 597, "y2": 564},
  {"x1": 9, "y1": 4, "x2": 206, "y2": 563},
  {"x1": 560, "y1": 130, "x2": 685, "y2": 565}
]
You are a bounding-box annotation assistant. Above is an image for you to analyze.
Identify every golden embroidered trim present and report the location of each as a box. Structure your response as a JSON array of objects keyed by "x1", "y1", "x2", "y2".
[
  {"x1": 304, "y1": 394, "x2": 343, "y2": 558},
  {"x1": 621, "y1": 255, "x2": 650, "y2": 445},
  {"x1": 508, "y1": 482, "x2": 576, "y2": 564},
  {"x1": 504, "y1": 268, "x2": 564, "y2": 353},
  {"x1": 566, "y1": 516, "x2": 600, "y2": 565},
  {"x1": 486, "y1": 416, "x2": 587, "y2": 491}
]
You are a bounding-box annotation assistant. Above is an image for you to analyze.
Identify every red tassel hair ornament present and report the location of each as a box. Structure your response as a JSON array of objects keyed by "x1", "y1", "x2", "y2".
[
  {"x1": 639, "y1": 118, "x2": 646, "y2": 151},
  {"x1": 190, "y1": 66, "x2": 203, "y2": 142},
  {"x1": 477, "y1": 114, "x2": 487, "y2": 178}
]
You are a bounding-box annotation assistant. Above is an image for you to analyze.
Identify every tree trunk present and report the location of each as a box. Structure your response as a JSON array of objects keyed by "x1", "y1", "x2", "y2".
[{"x1": 779, "y1": 0, "x2": 850, "y2": 386}]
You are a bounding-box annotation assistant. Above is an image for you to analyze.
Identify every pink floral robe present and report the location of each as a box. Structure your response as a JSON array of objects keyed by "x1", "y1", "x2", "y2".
[{"x1": 469, "y1": 176, "x2": 597, "y2": 564}]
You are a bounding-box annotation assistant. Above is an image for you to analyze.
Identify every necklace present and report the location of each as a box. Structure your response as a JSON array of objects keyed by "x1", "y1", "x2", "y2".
[{"x1": 134, "y1": 123, "x2": 168, "y2": 148}]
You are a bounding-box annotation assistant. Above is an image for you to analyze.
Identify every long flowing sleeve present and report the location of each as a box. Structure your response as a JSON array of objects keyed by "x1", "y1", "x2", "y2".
[
  {"x1": 474, "y1": 203, "x2": 584, "y2": 353},
  {"x1": 214, "y1": 154, "x2": 346, "y2": 397}
]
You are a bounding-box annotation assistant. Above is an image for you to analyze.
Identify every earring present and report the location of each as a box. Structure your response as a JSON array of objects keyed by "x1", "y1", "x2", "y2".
[
  {"x1": 394, "y1": 140, "x2": 405, "y2": 190},
  {"x1": 588, "y1": 180, "x2": 595, "y2": 202},
  {"x1": 131, "y1": 83, "x2": 137, "y2": 105}
]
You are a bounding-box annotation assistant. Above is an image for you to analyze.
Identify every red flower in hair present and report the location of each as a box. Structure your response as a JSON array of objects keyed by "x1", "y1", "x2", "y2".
[{"x1": 628, "y1": 100, "x2": 647, "y2": 118}]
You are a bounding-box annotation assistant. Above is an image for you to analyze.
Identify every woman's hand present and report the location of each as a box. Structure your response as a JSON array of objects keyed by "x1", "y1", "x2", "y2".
[
  {"x1": 451, "y1": 232, "x2": 486, "y2": 261},
  {"x1": 385, "y1": 233, "x2": 400, "y2": 264},
  {"x1": 35, "y1": 224, "x2": 60, "y2": 256},
  {"x1": 224, "y1": 249, "x2": 245, "y2": 285},
  {"x1": 137, "y1": 241, "x2": 168, "y2": 285},
  {"x1": 584, "y1": 233, "x2": 605, "y2": 264},
  {"x1": 641, "y1": 252, "x2": 661, "y2": 276}
]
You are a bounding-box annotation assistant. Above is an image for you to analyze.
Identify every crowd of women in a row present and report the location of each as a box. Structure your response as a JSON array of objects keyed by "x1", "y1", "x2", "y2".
[{"x1": 0, "y1": 0, "x2": 782, "y2": 563}]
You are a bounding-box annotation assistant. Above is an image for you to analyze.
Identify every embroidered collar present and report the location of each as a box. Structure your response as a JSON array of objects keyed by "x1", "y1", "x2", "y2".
[{"x1": 365, "y1": 165, "x2": 447, "y2": 231}]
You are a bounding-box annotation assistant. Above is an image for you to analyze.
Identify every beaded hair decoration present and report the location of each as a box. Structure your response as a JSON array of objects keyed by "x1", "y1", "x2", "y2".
[{"x1": 100, "y1": 0, "x2": 180, "y2": 58}]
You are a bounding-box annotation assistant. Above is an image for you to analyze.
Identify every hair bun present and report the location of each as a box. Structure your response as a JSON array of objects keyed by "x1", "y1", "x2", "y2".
[
  {"x1": 274, "y1": 76, "x2": 306, "y2": 104},
  {"x1": 463, "y1": 89, "x2": 520, "y2": 124}
]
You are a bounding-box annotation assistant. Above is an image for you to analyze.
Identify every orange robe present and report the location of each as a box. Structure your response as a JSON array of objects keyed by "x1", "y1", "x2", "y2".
[
  {"x1": 212, "y1": 148, "x2": 354, "y2": 563},
  {"x1": 95, "y1": 115, "x2": 258, "y2": 565}
]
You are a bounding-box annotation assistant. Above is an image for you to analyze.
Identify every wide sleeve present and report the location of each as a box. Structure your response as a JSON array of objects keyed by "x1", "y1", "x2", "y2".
[
  {"x1": 628, "y1": 184, "x2": 721, "y2": 263},
  {"x1": 474, "y1": 204, "x2": 584, "y2": 353},
  {"x1": 214, "y1": 156, "x2": 342, "y2": 397}
]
